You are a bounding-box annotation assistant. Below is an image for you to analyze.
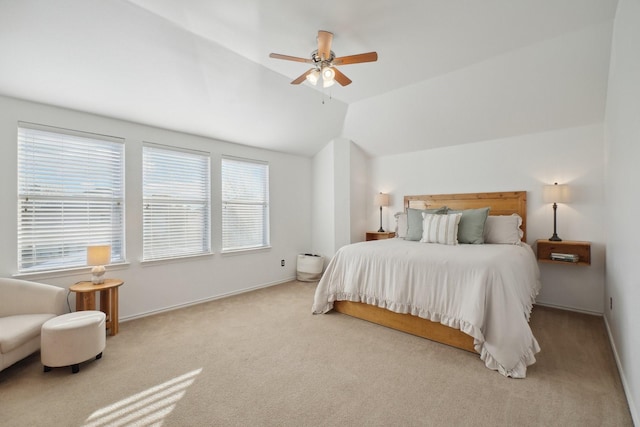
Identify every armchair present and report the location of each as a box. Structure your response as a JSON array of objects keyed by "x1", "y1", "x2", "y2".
[{"x1": 0, "y1": 278, "x2": 67, "y2": 372}]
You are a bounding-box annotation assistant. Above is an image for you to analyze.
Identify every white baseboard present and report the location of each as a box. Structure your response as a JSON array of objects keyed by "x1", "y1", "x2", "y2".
[
  {"x1": 534, "y1": 301, "x2": 603, "y2": 316},
  {"x1": 603, "y1": 315, "x2": 638, "y2": 426},
  {"x1": 119, "y1": 276, "x2": 297, "y2": 323}
]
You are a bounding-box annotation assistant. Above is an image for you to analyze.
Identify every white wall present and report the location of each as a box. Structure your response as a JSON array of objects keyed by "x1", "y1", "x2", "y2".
[
  {"x1": 604, "y1": 0, "x2": 640, "y2": 423},
  {"x1": 333, "y1": 138, "x2": 351, "y2": 251},
  {"x1": 369, "y1": 123, "x2": 606, "y2": 314},
  {"x1": 311, "y1": 138, "x2": 371, "y2": 261},
  {"x1": 349, "y1": 143, "x2": 370, "y2": 243},
  {"x1": 311, "y1": 141, "x2": 335, "y2": 261},
  {"x1": 0, "y1": 95, "x2": 312, "y2": 319}
]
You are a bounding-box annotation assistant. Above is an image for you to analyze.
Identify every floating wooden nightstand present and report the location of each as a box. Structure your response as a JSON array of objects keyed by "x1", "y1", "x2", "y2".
[
  {"x1": 366, "y1": 231, "x2": 396, "y2": 241},
  {"x1": 536, "y1": 240, "x2": 591, "y2": 266}
]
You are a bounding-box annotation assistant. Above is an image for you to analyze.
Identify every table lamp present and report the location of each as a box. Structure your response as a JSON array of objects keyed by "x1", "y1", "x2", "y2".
[
  {"x1": 87, "y1": 245, "x2": 111, "y2": 284},
  {"x1": 542, "y1": 183, "x2": 569, "y2": 241},
  {"x1": 374, "y1": 192, "x2": 390, "y2": 232}
]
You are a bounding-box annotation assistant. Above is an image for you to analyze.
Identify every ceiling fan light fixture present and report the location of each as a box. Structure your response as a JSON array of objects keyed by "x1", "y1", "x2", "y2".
[
  {"x1": 269, "y1": 30, "x2": 378, "y2": 88},
  {"x1": 306, "y1": 69, "x2": 320, "y2": 85},
  {"x1": 322, "y1": 78, "x2": 335, "y2": 88},
  {"x1": 322, "y1": 66, "x2": 335, "y2": 83}
]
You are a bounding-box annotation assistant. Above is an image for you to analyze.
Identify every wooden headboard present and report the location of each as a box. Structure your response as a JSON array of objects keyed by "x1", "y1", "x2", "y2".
[{"x1": 404, "y1": 191, "x2": 527, "y2": 242}]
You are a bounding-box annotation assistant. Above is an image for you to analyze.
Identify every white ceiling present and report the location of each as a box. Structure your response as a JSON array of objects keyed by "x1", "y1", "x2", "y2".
[{"x1": 0, "y1": 0, "x2": 618, "y2": 157}]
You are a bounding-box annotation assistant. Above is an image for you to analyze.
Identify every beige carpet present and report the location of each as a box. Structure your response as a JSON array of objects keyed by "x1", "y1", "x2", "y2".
[{"x1": 0, "y1": 281, "x2": 632, "y2": 426}]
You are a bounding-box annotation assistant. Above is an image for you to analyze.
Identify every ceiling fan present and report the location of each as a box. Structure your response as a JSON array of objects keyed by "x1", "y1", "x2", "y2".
[{"x1": 269, "y1": 30, "x2": 378, "y2": 88}]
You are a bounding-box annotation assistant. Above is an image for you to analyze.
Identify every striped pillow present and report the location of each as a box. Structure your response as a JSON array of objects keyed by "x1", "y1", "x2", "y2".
[{"x1": 420, "y1": 213, "x2": 462, "y2": 245}]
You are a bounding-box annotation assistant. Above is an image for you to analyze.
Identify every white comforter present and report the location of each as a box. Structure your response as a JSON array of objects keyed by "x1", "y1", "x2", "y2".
[{"x1": 312, "y1": 239, "x2": 542, "y2": 378}]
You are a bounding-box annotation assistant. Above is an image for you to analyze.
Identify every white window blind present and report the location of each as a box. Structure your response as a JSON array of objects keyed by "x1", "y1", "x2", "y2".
[
  {"x1": 143, "y1": 143, "x2": 211, "y2": 261},
  {"x1": 17, "y1": 122, "x2": 124, "y2": 273},
  {"x1": 221, "y1": 156, "x2": 270, "y2": 252}
]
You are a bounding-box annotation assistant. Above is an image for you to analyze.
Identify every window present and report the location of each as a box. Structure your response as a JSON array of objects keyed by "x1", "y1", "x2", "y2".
[
  {"x1": 143, "y1": 143, "x2": 211, "y2": 261},
  {"x1": 221, "y1": 156, "x2": 270, "y2": 252},
  {"x1": 17, "y1": 122, "x2": 124, "y2": 273}
]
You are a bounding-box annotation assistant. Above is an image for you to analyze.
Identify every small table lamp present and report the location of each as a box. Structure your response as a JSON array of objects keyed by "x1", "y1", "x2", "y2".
[
  {"x1": 374, "y1": 192, "x2": 390, "y2": 232},
  {"x1": 87, "y1": 245, "x2": 111, "y2": 284},
  {"x1": 543, "y1": 183, "x2": 569, "y2": 241}
]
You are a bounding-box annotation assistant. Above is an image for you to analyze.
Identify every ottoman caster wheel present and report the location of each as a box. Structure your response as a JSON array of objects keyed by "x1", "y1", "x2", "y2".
[
  {"x1": 72, "y1": 364, "x2": 80, "y2": 374},
  {"x1": 96, "y1": 352, "x2": 103, "y2": 360},
  {"x1": 44, "y1": 365, "x2": 51, "y2": 373}
]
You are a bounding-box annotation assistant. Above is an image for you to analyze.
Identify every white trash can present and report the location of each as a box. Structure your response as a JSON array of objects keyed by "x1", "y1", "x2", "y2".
[{"x1": 297, "y1": 254, "x2": 324, "y2": 282}]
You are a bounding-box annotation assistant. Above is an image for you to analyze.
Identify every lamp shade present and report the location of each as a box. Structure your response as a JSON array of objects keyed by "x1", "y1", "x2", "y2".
[
  {"x1": 543, "y1": 183, "x2": 569, "y2": 204},
  {"x1": 322, "y1": 66, "x2": 335, "y2": 82},
  {"x1": 306, "y1": 69, "x2": 320, "y2": 85},
  {"x1": 322, "y1": 66, "x2": 335, "y2": 88},
  {"x1": 374, "y1": 193, "x2": 390, "y2": 207},
  {"x1": 87, "y1": 245, "x2": 111, "y2": 266}
]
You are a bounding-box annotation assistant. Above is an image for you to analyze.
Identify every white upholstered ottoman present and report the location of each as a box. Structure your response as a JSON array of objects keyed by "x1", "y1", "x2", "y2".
[{"x1": 41, "y1": 310, "x2": 106, "y2": 374}]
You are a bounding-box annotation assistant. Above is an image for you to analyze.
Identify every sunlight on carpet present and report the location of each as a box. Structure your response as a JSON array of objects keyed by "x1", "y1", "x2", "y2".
[{"x1": 81, "y1": 368, "x2": 202, "y2": 427}]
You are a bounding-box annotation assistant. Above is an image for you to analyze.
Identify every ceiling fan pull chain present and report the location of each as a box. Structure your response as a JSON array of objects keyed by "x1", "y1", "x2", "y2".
[{"x1": 320, "y1": 86, "x2": 333, "y2": 105}]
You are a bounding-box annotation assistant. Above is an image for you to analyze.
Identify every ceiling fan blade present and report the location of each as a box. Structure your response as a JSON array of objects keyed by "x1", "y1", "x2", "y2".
[
  {"x1": 317, "y1": 30, "x2": 333, "y2": 61},
  {"x1": 333, "y1": 52, "x2": 378, "y2": 66},
  {"x1": 269, "y1": 53, "x2": 313, "y2": 64},
  {"x1": 291, "y1": 68, "x2": 315, "y2": 85},
  {"x1": 331, "y1": 67, "x2": 352, "y2": 86}
]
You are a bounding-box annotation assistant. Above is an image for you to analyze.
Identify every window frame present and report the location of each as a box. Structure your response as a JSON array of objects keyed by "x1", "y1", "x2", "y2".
[
  {"x1": 142, "y1": 142, "x2": 212, "y2": 262},
  {"x1": 17, "y1": 121, "x2": 125, "y2": 274},
  {"x1": 221, "y1": 155, "x2": 270, "y2": 253}
]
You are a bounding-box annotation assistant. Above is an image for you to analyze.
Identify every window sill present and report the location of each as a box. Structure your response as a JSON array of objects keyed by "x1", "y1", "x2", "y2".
[
  {"x1": 221, "y1": 246, "x2": 272, "y2": 256},
  {"x1": 13, "y1": 262, "x2": 130, "y2": 281},
  {"x1": 140, "y1": 252, "x2": 214, "y2": 266}
]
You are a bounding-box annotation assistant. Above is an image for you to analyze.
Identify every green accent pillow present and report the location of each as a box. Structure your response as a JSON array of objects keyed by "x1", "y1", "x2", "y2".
[
  {"x1": 447, "y1": 207, "x2": 490, "y2": 244},
  {"x1": 406, "y1": 207, "x2": 447, "y2": 241}
]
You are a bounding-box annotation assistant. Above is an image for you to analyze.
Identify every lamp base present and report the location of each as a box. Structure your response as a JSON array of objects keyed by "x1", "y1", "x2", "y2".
[
  {"x1": 91, "y1": 266, "x2": 106, "y2": 285},
  {"x1": 378, "y1": 205, "x2": 385, "y2": 233},
  {"x1": 549, "y1": 203, "x2": 562, "y2": 242}
]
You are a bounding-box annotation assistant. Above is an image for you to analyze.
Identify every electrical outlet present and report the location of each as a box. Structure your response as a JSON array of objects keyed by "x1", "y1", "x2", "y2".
[{"x1": 281, "y1": 259, "x2": 285, "y2": 267}]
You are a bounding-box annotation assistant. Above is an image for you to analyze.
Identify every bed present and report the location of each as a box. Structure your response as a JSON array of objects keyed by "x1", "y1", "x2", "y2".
[{"x1": 312, "y1": 191, "x2": 541, "y2": 378}]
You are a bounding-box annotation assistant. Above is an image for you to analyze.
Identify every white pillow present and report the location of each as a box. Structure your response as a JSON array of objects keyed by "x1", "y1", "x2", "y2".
[
  {"x1": 420, "y1": 213, "x2": 462, "y2": 245},
  {"x1": 483, "y1": 214, "x2": 524, "y2": 244},
  {"x1": 394, "y1": 212, "x2": 408, "y2": 238}
]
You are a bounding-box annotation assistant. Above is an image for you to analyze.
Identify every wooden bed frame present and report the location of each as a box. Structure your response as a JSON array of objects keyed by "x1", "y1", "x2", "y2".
[{"x1": 333, "y1": 191, "x2": 527, "y2": 354}]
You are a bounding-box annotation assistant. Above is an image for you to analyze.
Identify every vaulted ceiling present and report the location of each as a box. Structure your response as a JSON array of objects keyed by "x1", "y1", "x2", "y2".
[{"x1": 0, "y1": 0, "x2": 618, "y2": 157}]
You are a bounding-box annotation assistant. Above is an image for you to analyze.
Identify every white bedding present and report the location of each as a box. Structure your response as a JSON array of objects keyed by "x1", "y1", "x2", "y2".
[{"x1": 312, "y1": 239, "x2": 542, "y2": 378}]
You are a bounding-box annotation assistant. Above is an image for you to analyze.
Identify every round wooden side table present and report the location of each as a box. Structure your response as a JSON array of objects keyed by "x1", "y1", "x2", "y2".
[{"x1": 70, "y1": 278, "x2": 124, "y2": 336}]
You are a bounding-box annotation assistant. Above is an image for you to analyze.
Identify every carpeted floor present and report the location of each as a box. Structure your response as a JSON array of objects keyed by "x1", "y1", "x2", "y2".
[{"x1": 0, "y1": 281, "x2": 633, "y2": 426}]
